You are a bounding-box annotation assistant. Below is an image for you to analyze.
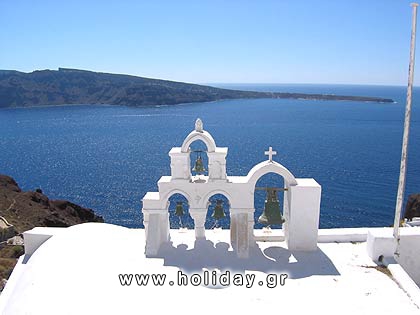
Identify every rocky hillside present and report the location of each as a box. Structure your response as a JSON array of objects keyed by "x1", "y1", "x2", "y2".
[
  {"x1": 0, "y1": 174, "x2": 104, "y2": 287},
  {"x1": 0, "y1": 68, "x2": 393, "y2": 107},
  {"x1": 0, "y1": 174, "x2": 103, "y2": 234}
]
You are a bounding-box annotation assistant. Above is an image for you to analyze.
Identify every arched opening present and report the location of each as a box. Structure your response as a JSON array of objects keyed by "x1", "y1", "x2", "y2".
[
  {"x1": 189, "y1": 139, "x2": 209, "y2": 178},
  {"x1": 181, "y1": 129, "x2": 217, "y2": 153},
  {"x1": 205, "y1": 193, "x2": 231, "y2": 229},
  {"x1": 254, "y1": 172, "x2": 286, "y2": 230},
  {"x1": 167, "y1": 193, "x2": 194, "y2": 229}
]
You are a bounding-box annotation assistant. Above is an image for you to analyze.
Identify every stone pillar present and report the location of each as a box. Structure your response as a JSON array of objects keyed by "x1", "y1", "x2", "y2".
[
  {"x1": 286, "y1": 179, "x2": 321, "y2": 251},
  {"x1": 190, "y1": 209, "x2": 207, "y2": 239},
  {"x1": 143, "y1": 210, "x2": 169, "y2": 256},
  {"x1": 169, "y1": 147, "x2": 191, "y2": 180},
  {"x1": 207, "y1": 148, "x2": 228, "y2": 181},
  {"x1": 230, "y1": 209, "x2": 254, "y2": 258}
]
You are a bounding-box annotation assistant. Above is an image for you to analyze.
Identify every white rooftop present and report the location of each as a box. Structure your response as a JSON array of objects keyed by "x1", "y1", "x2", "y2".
[{"x1": 1, "y1": 223, "x2": 419, "y2": 315}]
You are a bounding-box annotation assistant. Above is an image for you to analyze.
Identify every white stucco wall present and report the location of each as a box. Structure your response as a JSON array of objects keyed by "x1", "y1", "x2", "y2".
[{"x1": 367, "y1": 227, "x2": 420, "y2": 285}]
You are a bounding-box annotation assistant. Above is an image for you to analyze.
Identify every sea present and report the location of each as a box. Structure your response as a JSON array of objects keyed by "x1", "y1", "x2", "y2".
[{"x1": 0, "y1": 84, "x2": 419, "y2": 230}]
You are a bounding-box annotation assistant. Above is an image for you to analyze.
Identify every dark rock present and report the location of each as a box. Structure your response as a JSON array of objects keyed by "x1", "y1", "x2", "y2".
[
  {"x1": 0, "y1": 174, "x2": 104, "y2": 234},
  {"x1": 0, "y1": 175, "x2": 21, "y2": 193},
  {"x1": 50, "y1": 200, "x2": 102, "y2": 222},
  {"x1": 404, "y1": 194, "x2": 420, "y2": 221},
  {"x1": 26, "y1": 191, "x2": 50, "y2": 207}
]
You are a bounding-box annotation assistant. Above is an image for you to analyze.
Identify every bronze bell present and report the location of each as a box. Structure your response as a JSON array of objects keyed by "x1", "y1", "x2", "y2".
[
  {"x1": 212, "y1": 199, "x2": 225, "y2": 220},
  {"x1": 175, "y1": 201, "x2": 184, "y2": 216},
  {"x1": 192, "y1": 154, "x2": 206, "y2": 174},
  {"x1": 258, "y1": 188, "x2": 285, "y2": 226}
]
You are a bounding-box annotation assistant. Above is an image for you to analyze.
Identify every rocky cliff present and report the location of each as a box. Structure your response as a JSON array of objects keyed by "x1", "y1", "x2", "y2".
[
  {"x1": 0, "y1": 174, "x2": 104, "y2": 234},
  {"x1": 0, "y1": 174, "x2": 104, "y2": 286}
]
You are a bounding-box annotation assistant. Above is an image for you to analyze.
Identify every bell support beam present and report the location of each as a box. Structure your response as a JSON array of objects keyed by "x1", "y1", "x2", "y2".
[{"x1": 255, "y1": 187, "x2": 288, "y2": 191}]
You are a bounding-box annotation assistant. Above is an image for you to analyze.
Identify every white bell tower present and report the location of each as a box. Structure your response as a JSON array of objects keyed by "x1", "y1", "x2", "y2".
[{"x1": 142, "y1": 119, "x2": 322, "y2": 258}]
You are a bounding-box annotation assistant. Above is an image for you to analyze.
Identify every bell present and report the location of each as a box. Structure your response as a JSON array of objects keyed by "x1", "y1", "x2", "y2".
[
  {"x1": 192, "y1": 155, "x2": 206, "y2": 174},
  {"x1": 212, "y1": 199, "x2": 225, "y2": 220},
  {"x1": 258, "y1": 188, "x2": 285, "y2": 226},
  {"x1": 175, "y1": 201, "x2": 185, "y2": 216}
]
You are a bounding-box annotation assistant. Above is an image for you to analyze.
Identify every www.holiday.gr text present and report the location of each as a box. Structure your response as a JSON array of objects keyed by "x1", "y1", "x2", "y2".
[{"x1": 119, "y1": 270, "x2": 288, "y2": 288}]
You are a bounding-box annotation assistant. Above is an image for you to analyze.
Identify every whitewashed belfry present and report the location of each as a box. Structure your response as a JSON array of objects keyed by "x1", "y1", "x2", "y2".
[{"x1": 141, "y1": 119, "x2": 322, "y2": 258}]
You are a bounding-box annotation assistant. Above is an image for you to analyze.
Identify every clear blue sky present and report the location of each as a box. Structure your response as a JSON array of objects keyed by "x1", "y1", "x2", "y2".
[{"x1": 0, "y1": 0, "x2": 419, "y2": 85}]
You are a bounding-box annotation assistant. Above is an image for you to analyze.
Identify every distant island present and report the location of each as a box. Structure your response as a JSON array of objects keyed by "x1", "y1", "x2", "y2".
[{"x1": 0, "y1": 68, "x2": 394, "y2": 108}]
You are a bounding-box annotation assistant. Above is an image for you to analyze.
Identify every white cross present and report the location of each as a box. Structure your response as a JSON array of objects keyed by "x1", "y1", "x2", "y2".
[{"x1": 264, "y1": 146, "x2": 277, "y2": 162}]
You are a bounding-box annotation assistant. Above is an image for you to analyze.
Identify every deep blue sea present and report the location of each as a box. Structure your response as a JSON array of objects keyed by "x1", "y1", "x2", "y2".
[{"x1": 1, "y1": 84, "x2": 419, "y2": 229}]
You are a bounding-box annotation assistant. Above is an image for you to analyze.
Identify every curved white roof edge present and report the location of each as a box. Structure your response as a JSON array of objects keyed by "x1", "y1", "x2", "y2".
[
  {"x1": 245, "y1": 160, "x2": 298, "y2": 186},
  {"x1": 181, "y1": 130, "x2": 217, "y2": 153}
]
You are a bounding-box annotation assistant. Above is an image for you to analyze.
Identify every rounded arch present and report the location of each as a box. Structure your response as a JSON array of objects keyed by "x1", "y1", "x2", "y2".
[
  {"x1": 246, "y1": 160, "x2": 298, "y2": 187},
  {"x1": 200, "y1": 189, "x2": 233, "y2": 209},
  {"x1": 161, "y1": 189, "x2": 193, "y2": 209},
  {"x1": 181, "y1": 130, "x2": 217, "y2": 153}
]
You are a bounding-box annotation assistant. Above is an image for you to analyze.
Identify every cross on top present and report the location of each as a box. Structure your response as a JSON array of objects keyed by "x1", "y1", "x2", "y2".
[{"x1": 265, "y1": 146, "x2": 277, "y2": 162}]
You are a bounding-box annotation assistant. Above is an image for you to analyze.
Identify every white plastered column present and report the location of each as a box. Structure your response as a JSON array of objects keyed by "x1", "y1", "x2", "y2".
[
  {"x1": 207, "y1": 148, "x2": 228, "y2": 181},
  {"x1": 285, "y1": 178, "x2": 321, "y2": 251},
  {"x1": 169, "y1": 148, "x2": 191, "y2": 180},
  {"x1": 230, "y1": 208, "x2": 255, "y2": 258},
  {"x1": 190, "y1": 208, "x2": 207, "y2": 239},
  {"x1": 142, "y1": 192, "x2": 170, "y2": 256},
  {"x1": 142, "y1": 209, "x2": 169, "y2": 256}
]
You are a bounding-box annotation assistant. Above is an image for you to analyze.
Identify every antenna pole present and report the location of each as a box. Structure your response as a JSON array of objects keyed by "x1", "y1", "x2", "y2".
[{"x1": 394, "y1": 2, "x2": 419, "y2": 255}]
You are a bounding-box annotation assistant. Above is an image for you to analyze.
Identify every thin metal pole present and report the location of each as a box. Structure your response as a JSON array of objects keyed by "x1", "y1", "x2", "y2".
[{"x1": 394, "y1": 3, "x2": 419, "y2": 255}]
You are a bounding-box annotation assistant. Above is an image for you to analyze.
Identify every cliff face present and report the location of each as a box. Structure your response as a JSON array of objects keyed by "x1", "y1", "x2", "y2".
[
  {"x1": 0, "y1": 68, "x2": 393, "y2": 108},
  {"x1": 0, "y1": 175, "x2": 104, "y2": 234}
]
